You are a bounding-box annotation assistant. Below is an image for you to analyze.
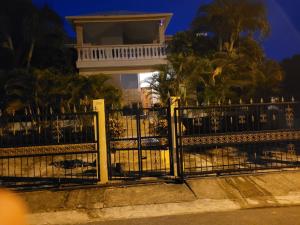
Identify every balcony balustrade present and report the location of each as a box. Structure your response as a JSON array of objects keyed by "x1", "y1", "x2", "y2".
[{"x1": 77, "y1": 44, "x2": 167, "y2": 62}]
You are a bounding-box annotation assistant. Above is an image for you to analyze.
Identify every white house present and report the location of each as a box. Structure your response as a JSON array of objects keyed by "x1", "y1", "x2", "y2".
[{"x1": 66, "y1": 11, "x2": 173, "y2": 106}]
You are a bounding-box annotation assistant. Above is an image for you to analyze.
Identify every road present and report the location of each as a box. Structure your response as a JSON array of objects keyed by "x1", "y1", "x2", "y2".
[{"x1": 84, "y1": 206, "x2": 300, "y2": 225}]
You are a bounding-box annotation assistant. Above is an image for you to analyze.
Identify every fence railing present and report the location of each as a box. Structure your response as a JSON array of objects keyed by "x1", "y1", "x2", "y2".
[
  {"x1": 1, "y1": 98, "x2": 300, "y2": 185},
  {"x1": 77, "y1": 44, "x2": 167, "y2": 62},
  {"x1": 106, "y1": 106, "x2": 173, "y2": 179},
  {"x1": 0, "y1": 109, "x2": 96, "y2": 148},
  {"x1": 0, "y1": 107, "x2": 100, "y2": 184},
  {"x1": 175, "y1": 99, "x2": 300, "y2": 177}
]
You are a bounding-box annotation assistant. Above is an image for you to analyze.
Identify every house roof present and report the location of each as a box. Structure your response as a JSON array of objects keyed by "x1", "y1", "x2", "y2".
[
  {"x1": 66, "y1": 11, "x2": 173, "y2": 29},
  {"x1": 78, "y1": 11, "x2": 157, "y2": 17}
]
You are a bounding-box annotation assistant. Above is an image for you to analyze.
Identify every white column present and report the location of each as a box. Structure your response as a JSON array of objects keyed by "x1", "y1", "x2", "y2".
[
  {"x1": 75, "y1": 24, "x2": 84, "y2": 46},
  {"x1": 159, "y1": 20, "x2": 165, "y2": 44}
]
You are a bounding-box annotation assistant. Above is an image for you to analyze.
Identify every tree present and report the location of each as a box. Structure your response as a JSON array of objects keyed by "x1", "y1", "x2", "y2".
[
  {"x1": 192, "y1": 0, "x2": 269, "y2": 53},
  {"x1": 23, "y1": 4, "x2": 65, "y2": 69},
  {"x1": 151, "y1": 0, "x2": 283, "y2": 104},
  {"x1": 0, "y1": 0, "x2": 74, "y2": 72},
  {"x1": 148, "y1": 65, "x2": 177, "y2": 105},
  {"x1": 3, "y1": 69, "x2": 36, "y2": 111},
  {"x1": 168, "y1": 31, "x2": 216, "y2": 57}
]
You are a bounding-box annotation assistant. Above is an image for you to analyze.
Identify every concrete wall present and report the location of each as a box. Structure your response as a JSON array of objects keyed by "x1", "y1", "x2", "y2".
[{"x1": 82, "y1": 21, "x2": 159, "y2": 46}]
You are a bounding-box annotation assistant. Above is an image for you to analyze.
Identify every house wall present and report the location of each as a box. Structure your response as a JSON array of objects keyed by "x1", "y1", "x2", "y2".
[
  {"x1": 82, "y1": 21, "x2": 159, "y2": 46},
  {"x1": 92, "y1": 73, "x2": 141, "y2": 106},
  {"x1": 83, "y1": 23, "x2": 124, "y2": 45}
]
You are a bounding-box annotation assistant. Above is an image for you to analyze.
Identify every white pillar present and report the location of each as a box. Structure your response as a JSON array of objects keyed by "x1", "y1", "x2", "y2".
[
  {"x1": 76, "y1": 24, "x2": 84, "y2": 46},
  {"x1": 159, "y1": 21, "x2": 165, "y2": 44}
]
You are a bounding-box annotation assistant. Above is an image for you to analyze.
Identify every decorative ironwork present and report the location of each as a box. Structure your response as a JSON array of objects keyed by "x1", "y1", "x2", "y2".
[
  {"x1": 260, "y1": 113, "x2": 268, "y2": 123},
  {"x1": 175, "y1": 100, "x2": 300, "y2": 177},
  {"x1": 0, "y1": 111, "x2": 97, "y2": 148},
  {"x1": 0, "y1": 143, "x2": 97, "y2": 157},
  {"x1": 210, "y1": 110, "x2": 220, "y2": 132},
  {"x1": 287, "y1": 143, "x2": 296, "y2": 155},
  {"x1": 106, "y1": 106, "x2": 172, "y2": 179},
  {"x1": 182, "y1": 131, "x2": 300, "y2": 146},
  {"x1": 0, "y1": 108, "x2": 100, "y2": 184},
  {"x1": 110, "y1": 140, "x2": 138, "y2": 149},
  {"x1": 238, "y1": 115, "x2": 246, "y2": 124},
  {"x1": 286, "y1": 105, "x2": 294, "y2": 128}
]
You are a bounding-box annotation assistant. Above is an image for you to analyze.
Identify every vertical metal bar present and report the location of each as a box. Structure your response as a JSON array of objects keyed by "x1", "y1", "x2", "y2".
[
  {"x1": 174, "y1": 99, "x2": 184, "y2": 181},
  {"x1": 167, "y1": 99, "x2": 174, "y2": 176},
  {"x1": 136, "y1": 108, "x2": 142, "y2": 178},
  {"x1": 56, "y1": 116, "x2": 60, "y2": 144}
]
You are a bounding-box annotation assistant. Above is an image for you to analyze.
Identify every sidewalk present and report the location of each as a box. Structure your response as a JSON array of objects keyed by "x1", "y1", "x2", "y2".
[{"x1": 21, "y1": 170, "x2": 300, "y2": 225}]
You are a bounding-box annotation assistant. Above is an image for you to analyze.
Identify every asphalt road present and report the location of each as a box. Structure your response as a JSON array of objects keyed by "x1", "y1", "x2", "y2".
[{"x1": 84, "y1": 206, "x2": 300, "y2": 225}]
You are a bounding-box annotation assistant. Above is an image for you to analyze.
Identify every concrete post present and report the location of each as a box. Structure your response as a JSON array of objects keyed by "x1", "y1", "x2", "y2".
[
  {"x1": 170, "y1": 97, "x2": 180, "y2": 177},
  {"x1": 75, "y1": 24, "x2": 84, "y2": 46},
  {"x1": 93, "y1": 99, "x2": 109, "y2": 184},
  {"x1": 158, "y1": 21, "x2": 165, "y2": 43}
]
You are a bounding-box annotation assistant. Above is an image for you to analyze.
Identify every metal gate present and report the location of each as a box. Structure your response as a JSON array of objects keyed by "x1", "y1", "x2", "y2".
[
  {"x1": 0, "y1": 109, "x2": 100, "y2": 185},
  {"x1": 106, "y1": 105, "x2": 173, "y2": 179},
  {"x1": 175, "y1": 99, "x2": 300, "y2": 177}
]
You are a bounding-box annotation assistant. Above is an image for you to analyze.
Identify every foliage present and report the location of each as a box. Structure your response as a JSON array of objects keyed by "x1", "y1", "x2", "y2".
[
  {"x1": 168, "y1": 31, "x2": 215, "y2": 57},
  {"x1": 154, "y1": 119, "x2": 168, "y2": 136},
  {"x1": 150, "y1": 0, "x2": 283, "y2": 105},
  {"x1": 0, "y1": 69, "x2": 122, "y2": 112},
  {"x1": 0, "y1": 0, "x2": 75, "y2": 72},
  {"x1": 192, "y1": 0, "x2": 270, "y2": 53},
  {"x1": 108, "y1": 117, "x2": 125, "y2": 139}
]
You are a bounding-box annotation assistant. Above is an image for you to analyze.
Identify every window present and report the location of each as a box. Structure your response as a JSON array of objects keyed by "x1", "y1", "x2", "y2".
[{"x1": 121, "y1": 74, "x2": 139, "y2": 89}]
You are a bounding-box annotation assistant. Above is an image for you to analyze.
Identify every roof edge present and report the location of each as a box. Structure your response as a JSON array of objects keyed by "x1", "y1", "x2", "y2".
[{"x1": 66, "y1": 12, "x2": 173, "y2": 24}]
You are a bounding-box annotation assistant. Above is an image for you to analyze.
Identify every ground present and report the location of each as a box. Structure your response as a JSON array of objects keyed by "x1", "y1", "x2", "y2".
[
  {"x1": 23, "y1": 170, "x2": 300, "y2": 225},
  {"x1": 83, "y1": 206, "x2": 300, "y2": 225}
]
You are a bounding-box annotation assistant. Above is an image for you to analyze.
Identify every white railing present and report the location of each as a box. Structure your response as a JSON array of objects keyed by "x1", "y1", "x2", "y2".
[{"x1": 77, "y1": 44, "x2": 167, "y2": 61}]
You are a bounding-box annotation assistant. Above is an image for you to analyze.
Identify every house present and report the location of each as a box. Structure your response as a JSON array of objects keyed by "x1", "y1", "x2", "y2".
[{"x1": 66, "y1": 11, "x2": 172, "y2": 106}]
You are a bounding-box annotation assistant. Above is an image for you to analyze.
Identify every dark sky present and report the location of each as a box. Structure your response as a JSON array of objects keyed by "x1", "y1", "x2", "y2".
[{"x1": 33, "y1": 0, "x2": 300, "y2": 61}]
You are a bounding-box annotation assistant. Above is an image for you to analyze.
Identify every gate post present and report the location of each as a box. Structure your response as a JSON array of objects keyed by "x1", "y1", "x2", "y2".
[
  {"x1": 169, "y1": 97, "x2": 180, "y2": 177},
  {"x1": 93, "y1": 99, "x2": 109, "y2": 184}
]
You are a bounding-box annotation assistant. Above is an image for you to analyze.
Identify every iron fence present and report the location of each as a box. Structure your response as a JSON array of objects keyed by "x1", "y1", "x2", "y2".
[
  {"x1": 2, "y1": 97, "x2": 300, "y2": 185},
  {"x1": 106, "y1": 105, "x2": 173, "y2": 179},
  {"x1": 0, "y1": 107, "x2": 100, "y2": 184},
  {"x1": 175, "y1": 99, "x2": 300, "y2": 177}
]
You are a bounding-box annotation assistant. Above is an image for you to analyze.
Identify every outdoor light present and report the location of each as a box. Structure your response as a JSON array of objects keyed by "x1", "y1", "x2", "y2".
[{"x1": 159, "y1": 19, "x2": 164, "y2": 26}]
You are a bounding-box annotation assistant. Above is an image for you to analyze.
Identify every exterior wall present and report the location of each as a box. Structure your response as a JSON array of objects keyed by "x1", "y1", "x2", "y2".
[
  {"x1": 78, "y1": 65, "x2": 163, "y2": 76},
  {"x1": 122, "y1": 88, "x2": 142, "y2": 106},
  {"x1": 77, "y1": 58, "x2": 167, "y2": 74},
  {"x1": 82, "y1": 21, "x2": 159, "y2": 46},
  {"x1": 83, "y1": 72, "x2": 142, "y2": 106},
  {"x1": 83, "y1": 23, "x2": 124, "y2": 45}
]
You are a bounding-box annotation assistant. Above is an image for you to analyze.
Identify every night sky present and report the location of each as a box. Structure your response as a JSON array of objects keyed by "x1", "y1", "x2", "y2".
[{"x1": 33, "y1": 0, "x2": 300, "y2": 61}]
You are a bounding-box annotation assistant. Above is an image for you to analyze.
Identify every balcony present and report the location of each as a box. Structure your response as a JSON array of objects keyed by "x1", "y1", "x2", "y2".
[{"x1": 76, "y1": 44, "x2": 167, "y2": 73}]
